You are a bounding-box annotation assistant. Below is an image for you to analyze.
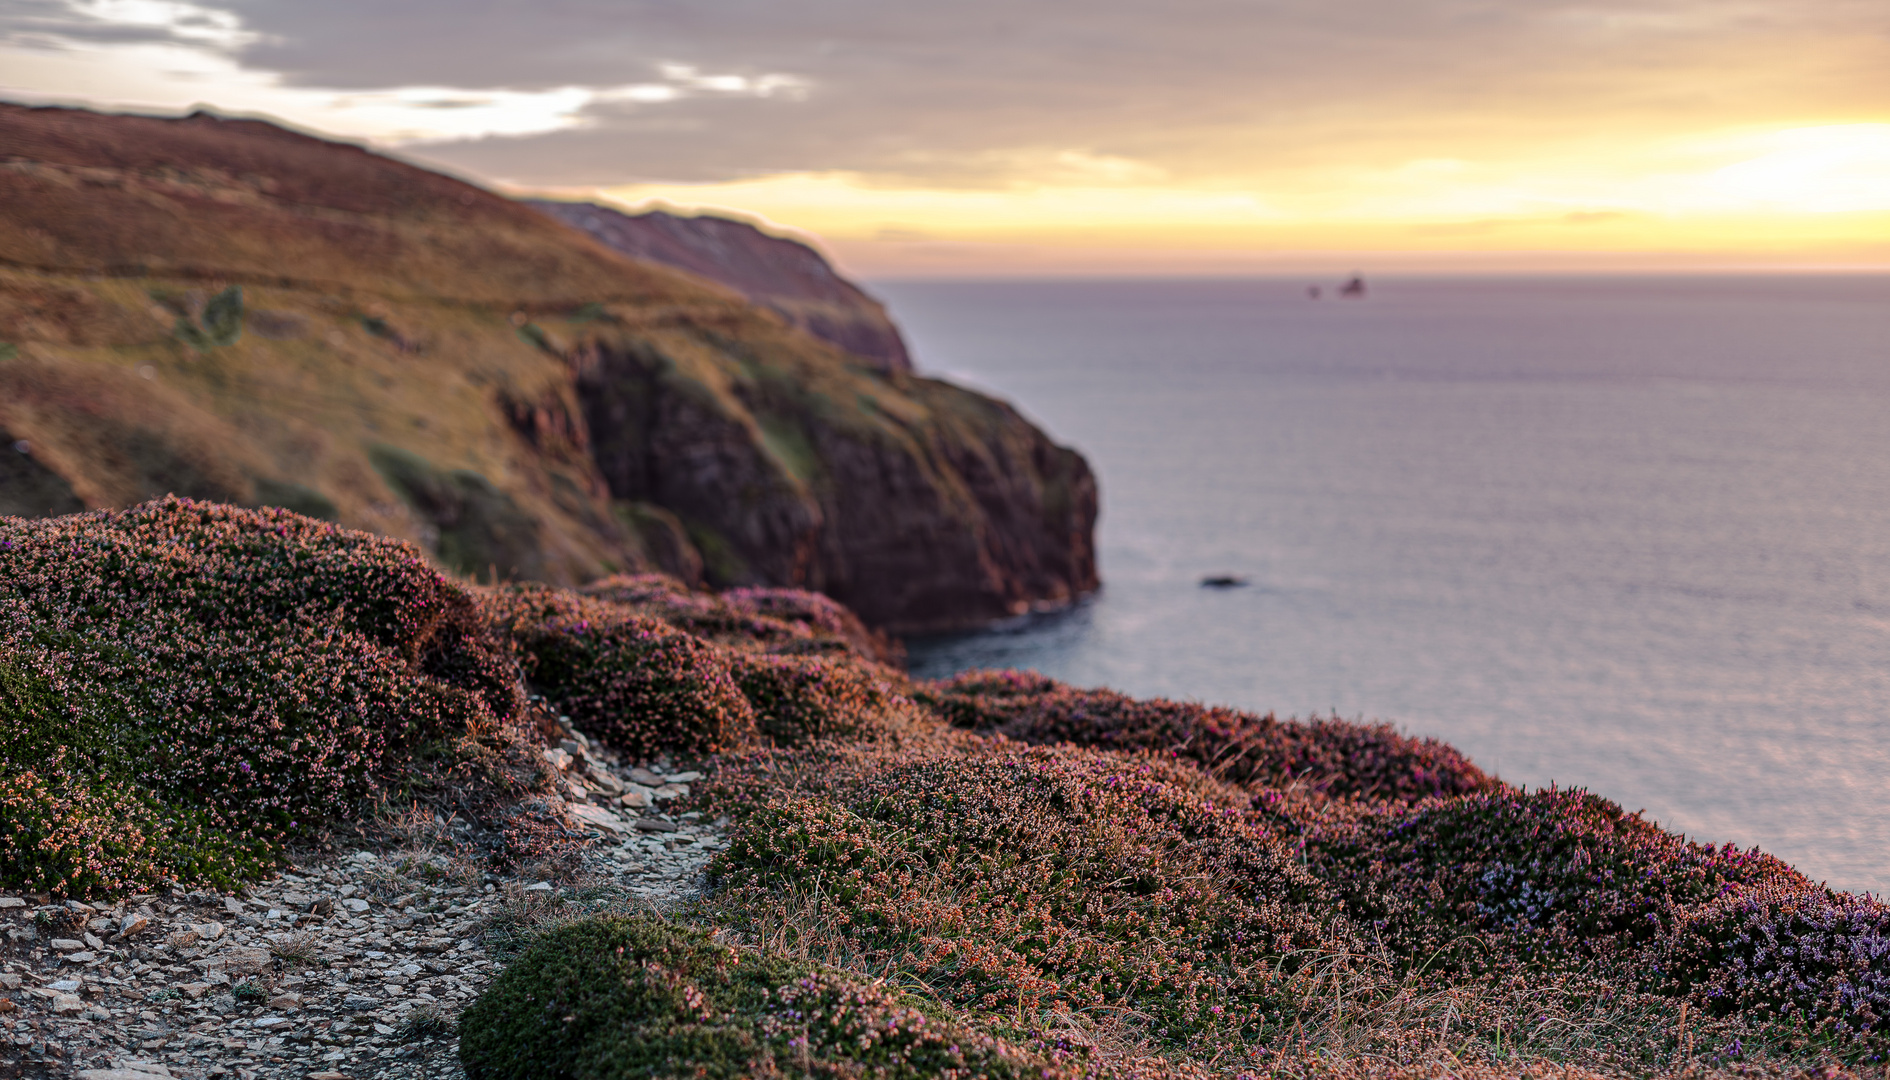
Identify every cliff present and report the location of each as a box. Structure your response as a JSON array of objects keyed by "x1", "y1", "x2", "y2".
[
  {"x1": 524, "y1": 200, "x2": 913, "y2": 374},
  {"x1": 0, "y1": 102, "x2": 1096, "y2": 633}
]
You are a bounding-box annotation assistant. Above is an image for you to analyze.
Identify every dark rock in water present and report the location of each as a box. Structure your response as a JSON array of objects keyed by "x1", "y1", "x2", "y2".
[
  {"x1": 0, "y1": 102, "x2": 1094, "y2": 633},
  {"x1": 526, "y1": 199, "x2": 913, "y2": 374},
  {"x1": 1200, "y1": 575, "x2": 1248, "y2": 588}
]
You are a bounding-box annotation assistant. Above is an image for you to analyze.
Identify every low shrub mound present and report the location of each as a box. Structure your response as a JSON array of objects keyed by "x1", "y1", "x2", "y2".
[
  {"x1": 457, "y1": 914, "x2": 1105, "y2": 1080},
  {"x1": 1662, "y1": 881, "x2": 1890, "y2": 1049},
  {"x1": 1306, "y1": 786, "x2": 1806, "y2": 970},
  {"x1": 580, "y1": 573, "x2": 895, "y2": 662},
  {"x1": 481, "y1": 583, "x2": 756, "y2": 758},
  {"x1": 708, "y1": 743, "x2": 1342, "y2": 1058},
  {"x1": 920, "y1": 669, "x2": 1490, "y2": 802},
  {"x1": 732, "y1": 652, "x2": 922, "y2": 745},
  {"x1": 0, "y1": 497, "x2": 521, "y2": 896}
]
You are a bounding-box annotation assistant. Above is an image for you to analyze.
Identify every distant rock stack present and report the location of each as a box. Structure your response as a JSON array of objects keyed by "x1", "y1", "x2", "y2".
[{"x1": 526, "y1": 200, "x2": 913, "y2": 374}]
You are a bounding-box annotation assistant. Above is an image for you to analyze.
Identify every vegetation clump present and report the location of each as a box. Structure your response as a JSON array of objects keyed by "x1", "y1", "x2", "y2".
[
  {"x1": 480, "y1": 583, "x2": 757, "y2": 757},
  {"x1": 919, "y1": 668, "x2": 1491, "y2": 802},
  {"x1": 708, "y1": 743, "x2": 1338, "y2": 1059},
  {"x1": 458, "y1": 914, "x2": 1101, "y2": 1080},
  {"x1": 731, "y1": 651, "x2": 921, "y2": 745},
  {"x1": 0, "y1": 497, "x2": 521, "y2": 896},
  {"x1": 580, "y1": 573, "x2": 895, "y2": 662},
  {"x1": 170, "y1": 284, "x2": 244, "y2": 351}
]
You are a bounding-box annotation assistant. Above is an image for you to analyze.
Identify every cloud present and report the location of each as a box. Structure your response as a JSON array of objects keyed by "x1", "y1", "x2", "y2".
[
  {"x1": 330, "y1": 0, "x2": 1890, "y2": 190},
  {"x1": 1, "y1": 0, "x2": 256, "y2": 50},
  {"x1": 5, "y1": 0, "x2": 1890, "y2": 205}
]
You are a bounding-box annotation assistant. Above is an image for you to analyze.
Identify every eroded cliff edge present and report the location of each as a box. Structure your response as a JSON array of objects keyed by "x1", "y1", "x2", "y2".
[{"x1": 0, "y1": 102, "x2": 1096, "y2": 633}]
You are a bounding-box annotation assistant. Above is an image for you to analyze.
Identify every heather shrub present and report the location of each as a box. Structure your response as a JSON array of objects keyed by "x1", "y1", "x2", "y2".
[
  {"x1": 458, "y1": 914, "x2": 1097, "y2": 1080},
  {"x1": 710, "y1": 744, "x2": 1342, "y2": 1056},
  {"x1": 919, "y1": 669, "x2": 1489, "y2": 802},
  {"x1": 1663, "y1": 882, "x2": 1890, "y2": 1050},
  {"x1": 482, "y1": 583, "x2": 756, "y2": 757},
  {"x1": 732, "y1": 652, "x2": 921, "y2": 745},
  {"x1": 580, "y1": 573, "x2": 893, "y2": 662},
  {"x1": 0, "y1": 498, "x2": 522, "y2": 896},
  {"x1": 1305, "y1": 786, "x2": 1804, "y2": 972}
]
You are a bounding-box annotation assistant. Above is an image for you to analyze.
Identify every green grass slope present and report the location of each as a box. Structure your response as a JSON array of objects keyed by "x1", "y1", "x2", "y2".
[{"x1": 0, "y1": 102, "x2": 1097, "y2": 630}]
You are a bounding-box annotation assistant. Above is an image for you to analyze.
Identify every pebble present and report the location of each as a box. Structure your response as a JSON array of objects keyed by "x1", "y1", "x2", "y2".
[{"x1": 0, "y1": 748, "x2": 723, "y2": 1080}]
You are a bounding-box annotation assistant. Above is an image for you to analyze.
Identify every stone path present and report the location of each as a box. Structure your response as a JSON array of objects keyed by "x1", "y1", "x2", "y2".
[{"x1": 0, "y1": 735, "x2": 721, "y2": 1080}]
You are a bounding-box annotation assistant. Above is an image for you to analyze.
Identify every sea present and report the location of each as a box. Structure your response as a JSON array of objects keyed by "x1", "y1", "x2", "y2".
[{"x1": 871, "y1": 274, "x2": 1890, "y2": 896}]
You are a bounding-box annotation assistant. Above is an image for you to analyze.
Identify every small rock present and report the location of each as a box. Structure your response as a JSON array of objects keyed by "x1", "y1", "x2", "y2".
[
  {"x1": 165, "y1": 929, "x2": 201, "y2": 949},
  {"x1": 0, "y1": 897, "x2": 22, "y2": 908},
  {"x1": 342, "y1": 994, "x2": 381, "y2": 1011},
  {"x1": 66, "y1": 899, "x2": 97, "y2": 913},
  {"x1": 633, "y1": 818, "x2": 679, "y2": 834},
  {"x1": 620, "y1": 787, "x2": 653, "y2": 809},
  {"x1": 0, "y1": 998, "x2": 14, "y2": 1013},
  {"x1": 84, "y1": 930, "x2": 106, "y2": 949},
  {"x1": 653, "y1": 783, "x2": 687, "y2": 800},
  {"x1": 343, "y1": 898, "x2": 370, "y2": 913},
  {"x1": 211, "y1": 946, "x2": 271, "y2": 976},
  {"x1": 266, "y1": 992, "x2": 302, "y2": 1010},
  {"x1": 194, "y1": 921, "x2": 226, "y2": 940},
  {"x1": 180, "y1": 983, "x2": 210, "y2": 999},
  {"x1": 665, "y1": 771, "x2": 703, "y2": 783},
  {"x1": 51, "y1": 937, "x2": 85, "y2": 951},
  {"x1": 566, "y1": 803, "x2": 631, "y2": 834},
  {"x1": 114, "y1": 913, "x2": 151, "y2": 940},
  {"x1": 522, "y1": 882, "x2": 552, "y2": 893},
  {"x1": 251, "y1": 1015, "x2": 290, "y2": 1029},
  {"x1": 52, "y1": 992, "x2": 84, "y2": 1013},
  {"x1": 223, "y1": 897, "x2": 247, "y2": 916},
  {"x1": 64, "y1": 950, "x2": 97, "y2": 963},
  {"x1": 544, "y1": 747, "x2": 573, "y2": 772}
]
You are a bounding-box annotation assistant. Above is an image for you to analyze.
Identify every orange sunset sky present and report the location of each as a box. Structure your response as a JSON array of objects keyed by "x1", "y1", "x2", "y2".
[{"x1": 4, "y1": 0, "x2": 1888, "y2": 276}]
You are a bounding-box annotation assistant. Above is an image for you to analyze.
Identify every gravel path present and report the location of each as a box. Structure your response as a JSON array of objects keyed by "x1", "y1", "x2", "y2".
[{"x1": 0, "y1": 736, "x2": 721, "y2": 1080}]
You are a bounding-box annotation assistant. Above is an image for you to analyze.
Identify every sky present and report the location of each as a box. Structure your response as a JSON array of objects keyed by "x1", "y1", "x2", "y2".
[{"x1": 3, "y1": 0, "x2": 1889, "y2": 276}]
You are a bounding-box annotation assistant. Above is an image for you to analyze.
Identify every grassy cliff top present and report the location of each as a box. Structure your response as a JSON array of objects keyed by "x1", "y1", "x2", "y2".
[{"x1": 1, "y1": 500, "x2": 1882, "y2": 1078}]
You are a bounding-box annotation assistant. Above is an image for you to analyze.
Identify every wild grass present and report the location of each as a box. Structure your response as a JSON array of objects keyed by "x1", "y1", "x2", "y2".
[{"x1": 0, "y1": 495, "x2": 1880, "y2": 1078}]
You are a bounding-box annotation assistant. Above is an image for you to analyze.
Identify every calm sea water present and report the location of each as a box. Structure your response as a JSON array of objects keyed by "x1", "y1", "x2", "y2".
[{"x1": 874, "y1": 275, "x2": 1890, "y2": 895}]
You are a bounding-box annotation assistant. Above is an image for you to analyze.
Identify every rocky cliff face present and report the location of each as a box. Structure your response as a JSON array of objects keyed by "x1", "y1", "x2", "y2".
[
  {"x1": 0, "y1": 103, "x2": 1096, "y2": 633},
  {"x1": 525, "y1": 200, "x2": 913, "y2": 374}
]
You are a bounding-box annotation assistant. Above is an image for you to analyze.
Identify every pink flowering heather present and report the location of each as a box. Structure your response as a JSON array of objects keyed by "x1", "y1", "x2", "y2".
[
  {"x1": 480, "y1": 583, "x2": 757, "y2": 756},
  {"x1": 919, "y1": 668, "x2": 1490, "y2": 802},
  {"x1": 731, "y1": 651, "x2": 922, "y2": 744},
  {"x1": 0, "y1": 497, "x2": 520, "y2": 897},
  {"x1": 708, "y1": 742, "x2": 1338, "y2": 1057},
  {"x1": 1664, "y1": 881, "x2": 1890, "y2": 1048},
  {"x1": 579, "y1": 573, "x2": 894, "y2": 662}
]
